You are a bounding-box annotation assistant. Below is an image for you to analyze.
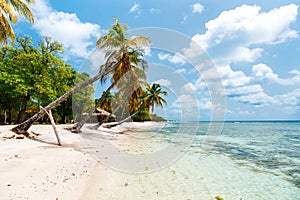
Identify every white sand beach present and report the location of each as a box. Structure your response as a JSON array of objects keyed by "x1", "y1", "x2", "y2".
[{"x1": 0, "y1": 123, "x2": 298, "y2": 200}]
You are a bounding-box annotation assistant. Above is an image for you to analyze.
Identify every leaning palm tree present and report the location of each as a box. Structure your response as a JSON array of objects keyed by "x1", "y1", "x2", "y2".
[
  {"x1": 0, "y1": 0, "x2": 34, "y2": 45},
  {"x1": 72, "y1": 17, "x2": 151, "y2": 131}
]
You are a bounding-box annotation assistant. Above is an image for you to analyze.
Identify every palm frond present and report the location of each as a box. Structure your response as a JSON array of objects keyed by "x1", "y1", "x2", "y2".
[
  {"x1": 8, "y1": 0, "x2": 34, "y2": 23},
  {"x1": 127, "y1": 36, "x2": 151, "y2": 49},
  {"x1": 0, "y1": 1, "x2": 18, "y2": 24},
  {"x1": 0, "y1": 13, "x2": 15, "y2": 44}
]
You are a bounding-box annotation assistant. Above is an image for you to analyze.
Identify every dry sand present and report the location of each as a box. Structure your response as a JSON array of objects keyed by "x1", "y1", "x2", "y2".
[{"x1": 0, "y1": 123, "x2": 298, "y2": 200}]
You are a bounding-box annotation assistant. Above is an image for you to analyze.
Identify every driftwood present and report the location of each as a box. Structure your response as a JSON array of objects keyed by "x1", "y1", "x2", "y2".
[{"x1": 40, "y1": 106, "x2": 61, "y2": 146}]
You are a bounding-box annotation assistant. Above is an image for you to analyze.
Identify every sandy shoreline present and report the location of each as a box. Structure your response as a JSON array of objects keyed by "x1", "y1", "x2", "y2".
[
  {"x1": 0, "y1": 123, "x2": 298, "y2": 199},
  {"x1": 0, "y1": 124, "x2": 96, "y2": 200}
]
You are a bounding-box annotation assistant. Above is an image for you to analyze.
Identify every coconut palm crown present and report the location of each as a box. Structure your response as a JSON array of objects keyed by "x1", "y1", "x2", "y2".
[
  {"x1": 96, "y1": 17, "x2": 150, "y2": 86},
  {"x1": 145, "y1": 83, "x2": 167, "y2": 113}
]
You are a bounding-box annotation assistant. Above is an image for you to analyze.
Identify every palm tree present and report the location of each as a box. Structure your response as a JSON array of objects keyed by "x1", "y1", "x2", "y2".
[
  {"x1": 12, "y1": 18, "x2": 151, "y2": 134},
  {"x1": 102, "y1": 83, "x2": 167, "y2": 128},
  {"x1": 0, "y1": 0, "x2": 34, "y2": 45},
  {"x1": 145, "y1": 83, "x2": 167, "y2": 113},
  {"x1": 96, "y1": 17, "x2": 150, "y2": 95},
  {"x1": 97, "y1": 91, "x2": 113, "y2": 113},
  {"x1": 96, "y1": 17, "x2": 150, "y2": 85},
  {"x1": 73, "y1": 18, "x2": 151, "y2": 131}
]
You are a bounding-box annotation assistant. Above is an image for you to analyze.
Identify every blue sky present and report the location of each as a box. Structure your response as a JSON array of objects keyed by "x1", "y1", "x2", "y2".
[{"x1": 15, "y1": 0, "x2": 300, "y2": 121}]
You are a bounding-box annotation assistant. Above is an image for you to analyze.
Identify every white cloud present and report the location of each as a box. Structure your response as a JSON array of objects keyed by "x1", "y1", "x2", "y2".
[
  {"x1": 173, "y1": 94, "x2": 194, "y2": 107},
  {"x1": 192, "y1": 4, "x2": 298, "y2": 64},
  {"x1": 252, "y1": 64, "x2": 300, "y2": 85},
  {"x1": 276, "y1": 89, "x2": 300, "y2": 106},
  {"x1": 88, "y1": 49, "x2": 106, "y2": 73},
  {"x1": 149, "y1": 8, "x2": 160, "y2": 14},
  {"x1": 169, "y1": 53, "x2": 186, "y2": 65},
  {"x1": 173, "y1": 94, "x2": 212, "y2": 111},
  {"x1": 157, "y1": 53, "x2": 186, "y2": 65},
  {"x1": 218, "y1": 65, "x2": 252, "y2": 87},
  {"x1": 224, "y1": 47, "x2": 263, "y2": 64},
  {"x1": 175, "y1": 68, "x2": 187, "y2": 74},
  {"x1": 192, "y1": 3, "x2": 204, "y2": 14},
  {"x1": 226, "y1": 84, "x2": 264, "y2": 97},
  {"x1": 32, "y1": 0, "x2": 101, "y2": 59},
  {"x1": 219, "y1": 64, "x2": 300, "y2": 107},
  {"x1": 129, "y1": 2, "x2": 140, "y2": 14},
  {"x1": 183, "y1": 83, "x2": 197, "y2": 93},
  {"x1": 189, "y1": 63, "x2": 280, "y2": 107},
  {"x1": 233, "y1": 92, "x2": 277, "y2": 106},
  {"x1": 181, "y1": 62, "x2": 300, "y2": 112},
  {"x1": 217, "y1": 65, "x2": 278, "y2": 106},
  {"x1": 181, "y1": 16, "x2": 188, "y2": 24},
  {"x1": 153, "y1": 79, "x2": 171, "y2": 87},
  {"x1": 157, "y1": 53, "x2": 169, "y2": 60},
  {"x1": 239, "y1": 110, "x2": 252, "y2": 115},
  {"x1": 274, "y1": 89, "x2": 300, "y2": 115},
  {"x1": 198, "y1": 98, "x2": 212, "y2": 110}
]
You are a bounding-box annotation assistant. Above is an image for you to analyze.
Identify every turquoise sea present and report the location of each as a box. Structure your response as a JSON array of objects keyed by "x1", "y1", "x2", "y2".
[
  {"x1": 160, "y1": 121, "x2": 300, "y2": 189},
  {"x1": 215, "y1": 121, "x2": 299, "y2": 188},
  {"x1": 81, "y1": 121, "x2": 300, "y2": 199}
]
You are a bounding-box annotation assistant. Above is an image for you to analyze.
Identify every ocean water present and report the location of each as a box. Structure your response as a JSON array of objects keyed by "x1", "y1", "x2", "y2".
[
  {"x1": 159, "y1": 121, "x2": 300, "y2": 189},
  {"x1": 215, "y1": 122, "x2": 299, "y2": 188},
  {"x1": 80, "y1": 121, "x2": 299, "y2": 199}
]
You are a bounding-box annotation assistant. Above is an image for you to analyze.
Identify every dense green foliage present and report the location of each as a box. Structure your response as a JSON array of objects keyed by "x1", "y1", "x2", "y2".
[
  {"x1": 72, "y1": 72, "x2": 96, "y2": 122},
  {"x1": 1, "y1": 19, "x2": 167, "y2": 126},
  {"x1": 0, "y1": 36, "x2": 94, "y2": 124}
]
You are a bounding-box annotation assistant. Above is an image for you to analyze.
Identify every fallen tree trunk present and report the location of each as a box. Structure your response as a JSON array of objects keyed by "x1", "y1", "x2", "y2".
[
  {"x1": 71, "y1": 83, "x2": 115, "y2": 133},
  {"x1": 12, "y1": 64, "x2": 116, "y2": 134},
  {"x1": 102, "y1": 109, "x2": 141, "y2": 128}
]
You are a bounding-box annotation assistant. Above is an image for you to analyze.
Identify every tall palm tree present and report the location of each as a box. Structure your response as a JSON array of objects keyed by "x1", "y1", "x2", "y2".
[
  {"x1": 145, "y1": 83, "x2": 167, "y2": 113},
  {"x1": 96, "y1": 17, "x2": 150, "y2": 89},
  {"x1": 73, "y1": 18, "x2": 151, "y2": 131},
  {"x1": 0, "y1": 0, "x2": 34, "y2": 45}
]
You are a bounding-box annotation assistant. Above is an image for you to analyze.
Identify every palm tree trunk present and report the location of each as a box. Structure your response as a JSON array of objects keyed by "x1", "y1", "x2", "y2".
[
  {"x1": 12, "y1": 65, "x2": 115, "y2": 134},
  {"x1": 102, "y1": 99, "x2": 146, "y2": 129},
  {"x1": 102, "y1": 109, "x2": 141, "y2": 128},
  {"x1": 72, "y1": 82, "x2": 115, "y2": 132},
  {"x1": 93, "y1": 86, "x2": 135, "y2": 129}
]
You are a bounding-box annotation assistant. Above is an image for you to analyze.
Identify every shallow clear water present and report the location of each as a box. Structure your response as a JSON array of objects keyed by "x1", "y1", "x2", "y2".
[{"x1": 159, "y1": 121, "x2": 300, "y2": 188}]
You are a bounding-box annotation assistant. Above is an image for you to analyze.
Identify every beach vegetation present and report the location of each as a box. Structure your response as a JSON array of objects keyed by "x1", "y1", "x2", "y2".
[
  {"x1": 9, "y1": 18, "x2": 167, "y2": 134},
  {"x1": 0, "y1": 36, "x2": 87, "y2": 124}
]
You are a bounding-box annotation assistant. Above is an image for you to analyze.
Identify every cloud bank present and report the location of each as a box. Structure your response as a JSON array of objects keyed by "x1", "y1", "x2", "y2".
[{"x1": 32, "y1": 0, "x2": 101, "y2": 59}]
